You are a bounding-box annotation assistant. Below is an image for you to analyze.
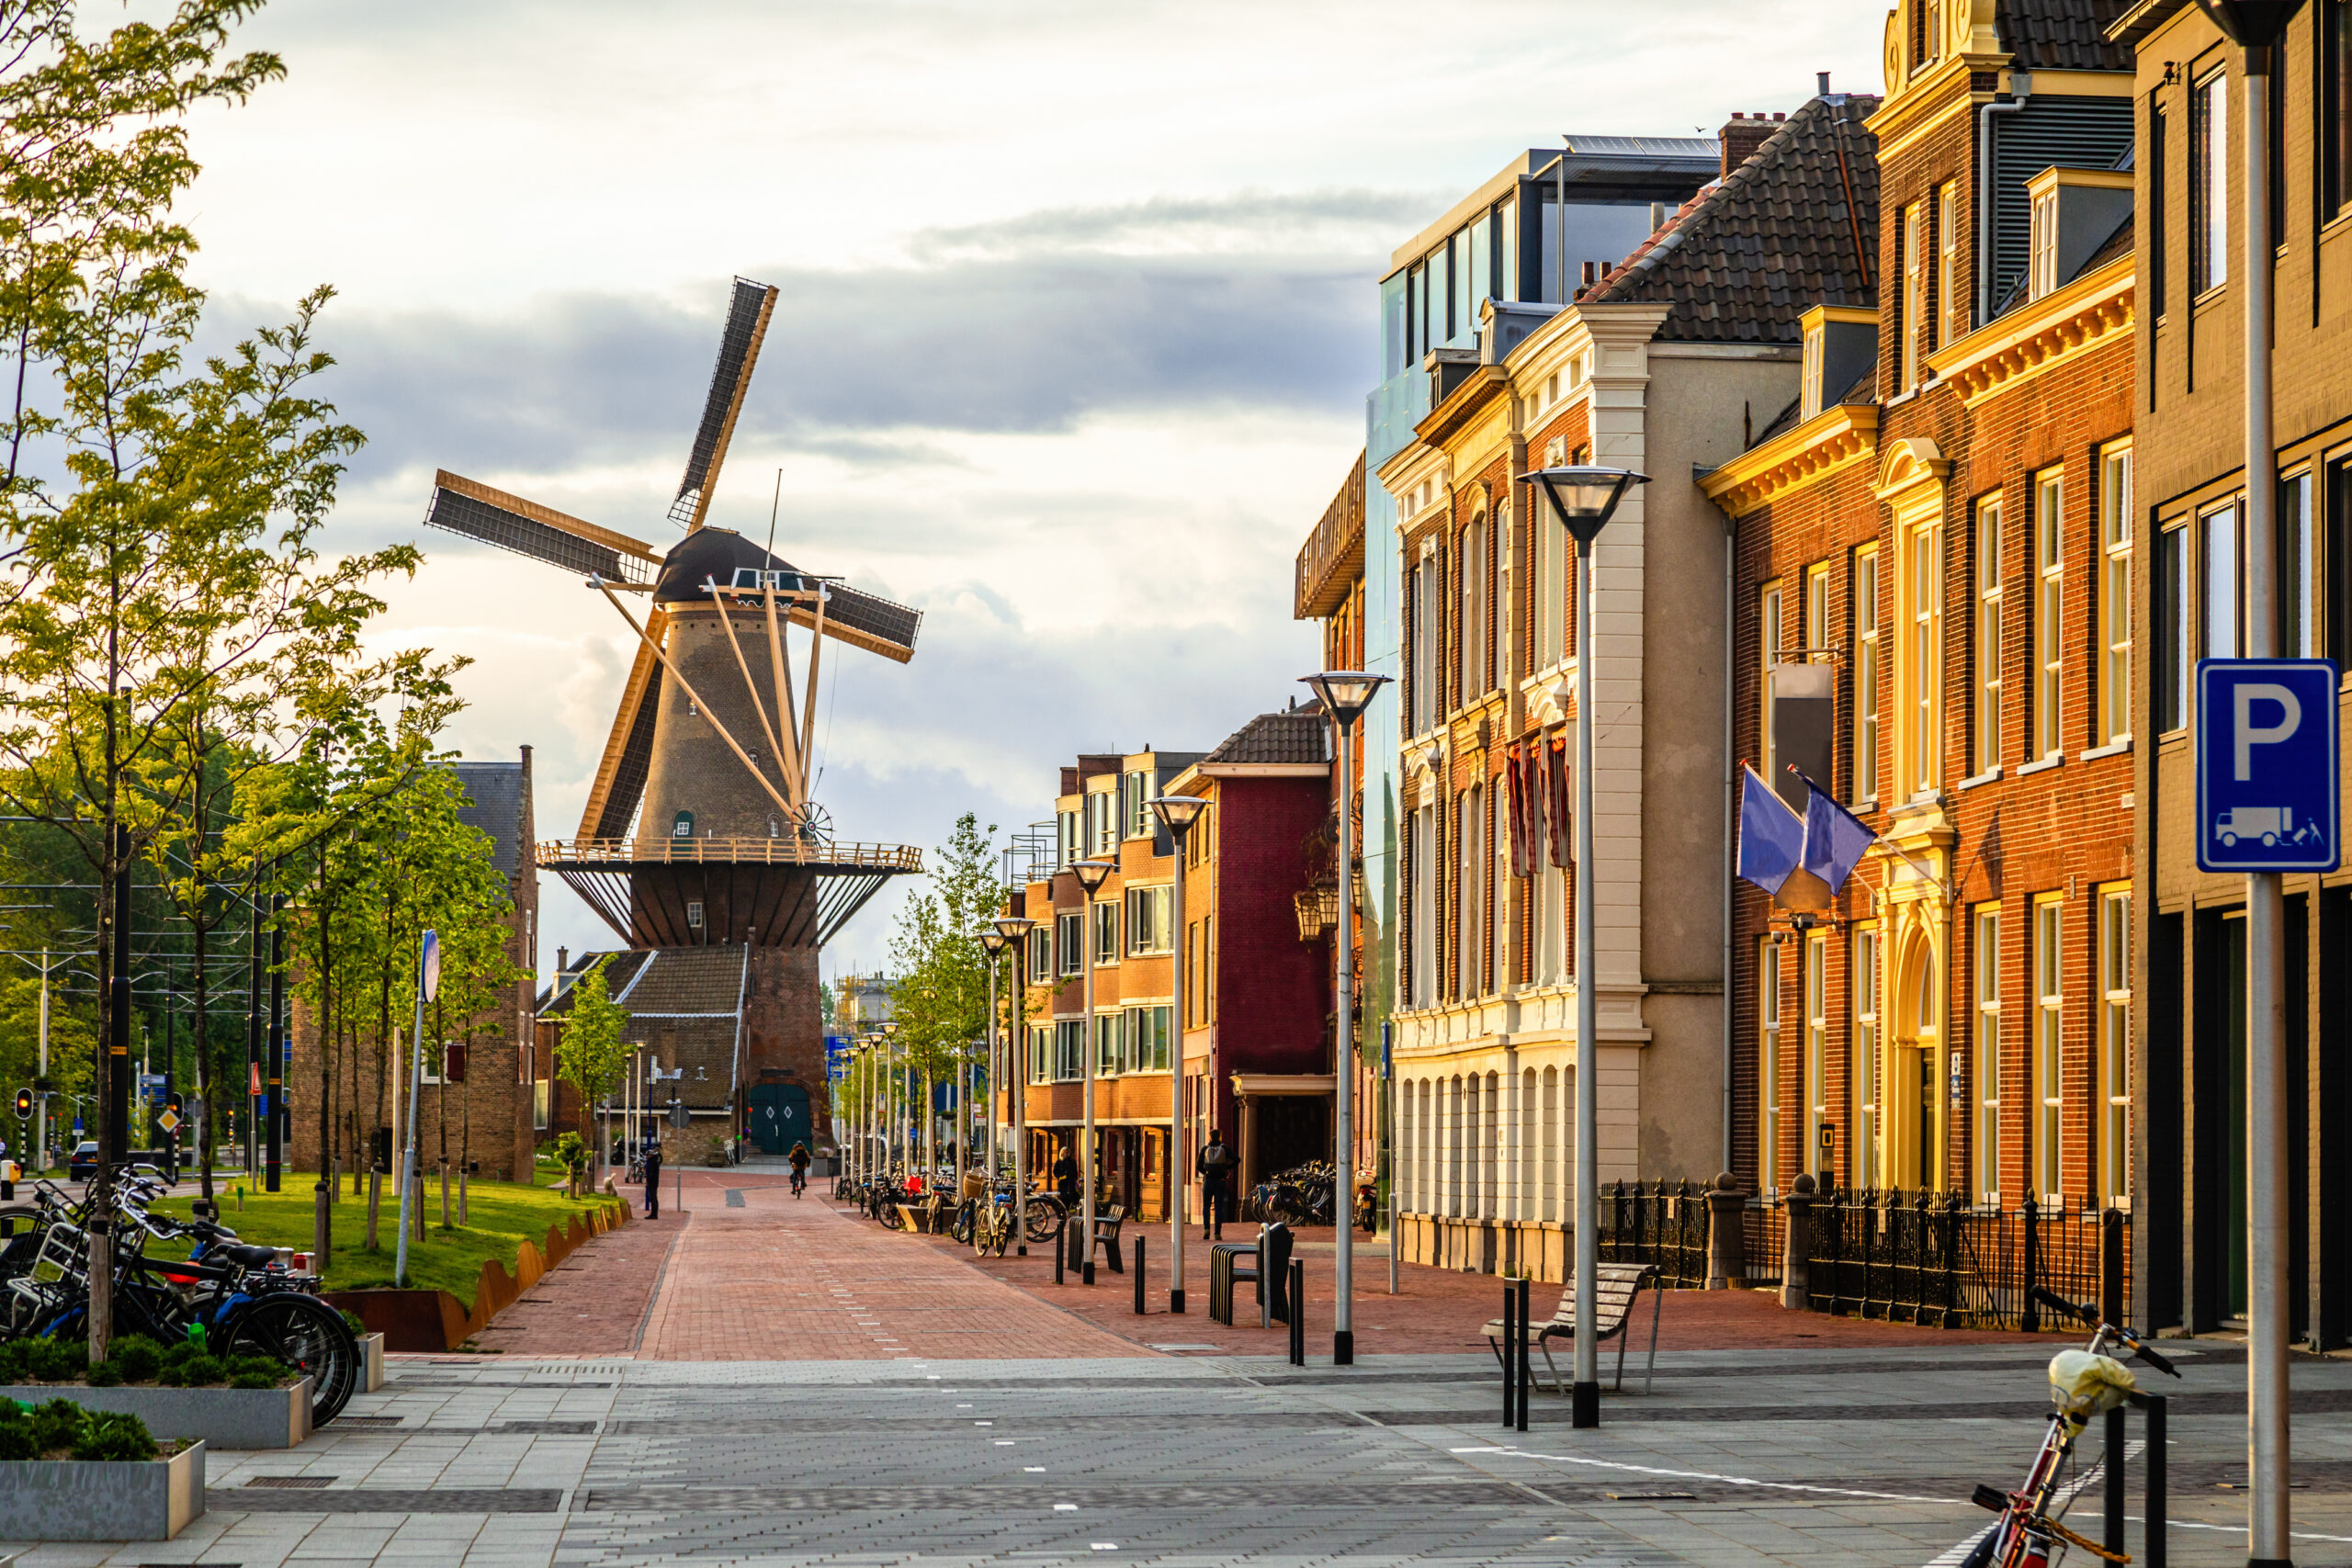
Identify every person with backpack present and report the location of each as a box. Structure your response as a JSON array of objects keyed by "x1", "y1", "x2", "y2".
[
  {"x1": 1197, "y1": 1129, "x2": 1235, "y2": 1241},
  {"x1": 787, "y1": 1141, "x2": 811, "y2": 1198},
  {"x1": 640, "y1": 1132, "x2": 663, "y2": 1220}
]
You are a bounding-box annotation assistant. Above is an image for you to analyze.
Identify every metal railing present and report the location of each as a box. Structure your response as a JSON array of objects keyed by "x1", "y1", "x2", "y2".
[
  {"x1": 539, "y1": 837, "x2": 923, "y2": 871},
  {"x1": 1294, "y1": 452, "x2": 1364, "y2": 620},
  {"x1": 1595, "y1": 1178, "x2": 1713, "y2": 1287}
]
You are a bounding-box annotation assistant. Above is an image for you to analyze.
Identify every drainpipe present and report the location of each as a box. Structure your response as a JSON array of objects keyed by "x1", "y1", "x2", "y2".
[
  {"x1": 1975, "y1": 72, "x2": 2032, "y2": 330},
  {"x1": 1721, "y1": 513, "x2": 1736, "y2": 1176}
]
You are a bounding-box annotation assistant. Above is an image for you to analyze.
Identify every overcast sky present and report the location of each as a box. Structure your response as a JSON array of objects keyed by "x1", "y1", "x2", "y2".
[{"x1": 182, "y1": 0, "x2": 1883, "y2": 976}]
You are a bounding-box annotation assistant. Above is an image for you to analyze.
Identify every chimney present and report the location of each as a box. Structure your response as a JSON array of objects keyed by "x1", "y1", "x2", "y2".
[
  {"x1": 557, "y1": 946, "x2": 569, "y2": 974},
  {"x1": 1818, "y1": 71, "x2": 1832, "y2": 97},
  {"x1": 1720, "y1": 111, "x2": 1775, "y2": 179}
]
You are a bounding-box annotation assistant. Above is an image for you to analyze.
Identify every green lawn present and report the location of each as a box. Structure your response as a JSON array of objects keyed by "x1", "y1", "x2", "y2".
[{"x1": 149, "y1": 1173, "x2": 624, "y2": 1311}]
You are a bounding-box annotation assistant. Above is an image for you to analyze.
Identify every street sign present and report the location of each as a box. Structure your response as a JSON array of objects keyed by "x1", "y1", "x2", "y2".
[
  {"x1": 2196, "y1": 659, "x2": 2342, "y2": 872},
  {"x1": 157, "y1": 1110, "x2": 180, "y2": 1134}
]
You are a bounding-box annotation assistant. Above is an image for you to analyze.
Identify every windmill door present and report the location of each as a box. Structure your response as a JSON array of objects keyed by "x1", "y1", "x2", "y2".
[{"x1": 747, "y1": 1082, "x2": 810, "y2": 1156}]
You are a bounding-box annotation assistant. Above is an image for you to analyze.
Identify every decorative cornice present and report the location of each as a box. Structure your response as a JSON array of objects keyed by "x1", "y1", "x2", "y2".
[
  {"x1": 1699, "y1": 402, "x2": 1881, "y2": 518},
  {"x1": 1874, "y1": 436, "x2": 1951, "y2": 503},
  {"x1": 1925, "y1": 256, "x2": 2133, "y2": 408}
]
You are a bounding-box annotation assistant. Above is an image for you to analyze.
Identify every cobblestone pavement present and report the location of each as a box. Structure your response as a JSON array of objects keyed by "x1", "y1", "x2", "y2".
[{"x1": 11, "y1": 1185, "x2": 2352, "y2": 1567}]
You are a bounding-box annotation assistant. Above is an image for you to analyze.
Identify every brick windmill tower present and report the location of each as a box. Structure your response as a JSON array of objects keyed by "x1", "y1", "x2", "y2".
[{"x1": 425, "y1": 277, "x2": 922, "y2": 1153}]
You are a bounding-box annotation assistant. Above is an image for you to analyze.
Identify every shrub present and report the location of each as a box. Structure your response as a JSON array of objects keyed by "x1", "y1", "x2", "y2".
[
  {"x1": 229, "y1": 1370, "x2": 276, "y2": 1390},
  {"x1": 340, "y1": 1309, "x2": 367, "y2": 1338},
  {"x1": 177, "y1": 1355, "x2": 224, "y2": 1386},
  {"x1": 28, "y1": 1397, "x2": 82, "y2": 1453},
  {"x1": 71, "y1": 1409, "x2": 157, "y2": 1462},
  {"x1": 0, "y1": 1400, "x2": 35, "y2": 1461},
  {"x1": 107, "y1": 1336, "x2": 164, "y2": 1382},
  {"x1": 3, "y1": 1336, "x2": 87, "y2": 1383},
  {"x1": 227, "y1": 1355, "x2": 286, "y2": 1383},
  {"x1": 154, "y1": 1363, "x2": 186, "y2": 1387},
  {"x1": 84, "y1": 1361, "x2": 122, "y2": 1387}
]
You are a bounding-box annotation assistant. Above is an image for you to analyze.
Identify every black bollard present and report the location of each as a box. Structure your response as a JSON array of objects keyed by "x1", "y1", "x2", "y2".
[
  {"x1": 2146, "y1": 1393, "x2": 2166, "y2": 1568},
  {"x1": 1501, "y1": 1283, "x2": 1517, "y2": 1427},
  {"x1": 1054, "y1": 1219, "x2": 1066, "y2": 1285},
  {"x1": 1134, "y1": 1236, "x2": 1147, "y2": 1315},
  {"x1": 1515, "y1": 1276, "x2": 1531, "y2": 1434},
  {"x1": 1288, "y1": 1258, "x2": 1306, "y2": 1365}
]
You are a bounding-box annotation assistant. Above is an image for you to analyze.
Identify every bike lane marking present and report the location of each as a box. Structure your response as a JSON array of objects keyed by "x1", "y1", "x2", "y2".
[{"x1": 1447, "y1": 1444, "x2": 1956, "y2": 1504}]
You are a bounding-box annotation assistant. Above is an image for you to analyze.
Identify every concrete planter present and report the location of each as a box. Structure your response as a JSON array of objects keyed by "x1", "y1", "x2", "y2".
[
  {"x1": 362, "y1": 1332, "x2": 386, "y2": 1392},
  {"x1": 0, "y1": 1379, "x2": 311, "y2": 1450},
  {"x1": 0, "y1": 1438, "x2": 206, "y2": 1540}
]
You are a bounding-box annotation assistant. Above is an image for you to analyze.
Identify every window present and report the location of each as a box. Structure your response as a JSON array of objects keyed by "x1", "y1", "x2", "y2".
[
  {"x1": 533, "y1": 1077, "x2": 549, "y2": 1132},
  {"x1": 1974, "y1": 906, "x2": 2002, "y2": 1202},
  {"x1": 685, "y1": 900, "x2": 704, "y2": 930},
  {"x1": 2204, "y1": 501, "x2": 2242, "y2": 659},
  {"x1": 2152, "y1": 100, "x2": 2170, "y2": 315},
  {"x1": 1123, "y1": 772, "x2": 1153, "y2": 840},
  {"x1": 1854, "y1": 925, "x2": 1881, "y2": 1189},
  {"x1": 2034, "y1": 897, "x2": 2064, "y2": 1199},
  {"x1": 1908, "y1": 521, "x2": 1941, "y2": 796},
  {"x1": 1030, "y1": 1024, "x2": 1050, "y2": 1083},
  {"x1": 2194, "y1": 68, "x2": 2229, "y2": 294},
  {"x1": 1410, "y1": 805, "x2": 1436, "y2": 1006},
  {"x1": 1760, "y1": 581, "x2": 1784, "y2": 784},
  {"x1": 2035, "y1": 469, "x2": 2064, "y2": 759},
  {"x1": 2331, "y1": 0, "x2": 2352, "y2": 218},
  {"x1": 2158, "y1": 520, "x2": 2190, "y2": 730},
  {"x1": 1759, "y1": 938, "x2": 1782, "y2": 1193},
  {"x1": 1533, "y1": 474, "x2": 1567, "y2": 669},
  {"x1": 1096, "y1": 1012, "x2": 1118, "y2": 1076},
  {"x1": 1805, "y1": 562, "x2": 1830, "y2": 664},
  {"x1": 1802, "y1": 320, "x2": 1824, "y2": 420},
  {"x1": 1902, "y1": 202, "x2": 1925, "y2": 390},
  {"x1": 1855, "y1": 547, "x2": 1882, "y2": 803},
  {"x1": 2030, "y1": 183, "x2": 2060, "y2": 300},
  {"x1": 1939, "y1": 183, "x2": 1962, "y2": 344},
  {"x1": 1975, "y1": 496, "x2": 2004, "y2": 772},
  {"x1": 1054, "y1": 1020, "x2": 1084, "y2": 1081},
  {"x1": 2100, "y1": 446, "x2": 2133, "y2": 744},
  {"x1": 2282, "y1": 470, "x2": 2316, "y2": 658},
  {"x1": 1029, "y1": 927, "x2": 1051, "y2": 984},
  {"x1": 2099, "y1": 888, "x2": 2132, "y2": 1204},
  {"x1": 1805, "y1": 931, "x2": 1830, "y2": 1178},
  {"x1": 1057, "y1": 809, "x2": 1078, "y2": 870},
  {"x1": 1124, "y1": 1006, "x2": 1171, "y2": 1074},
  {"x1": 1091, "y1": 900, "x2": 1118, "y2": 966},
  {"x1": 1125, "y1": 885, "x2": 1172, "y2": 955},
  {"x1": 1058, "y1": 912, "x2": 1082, "y2": 977},
  {"x1": 1922, "y1": 0, "x2": 1944, "y2": 62},
  {"x1": 1457, "y1": 786, "x2": 1486, "y2": 998},
  {"x1": 1459, "y1": 514, "x2": 1487, "y2": 702}
]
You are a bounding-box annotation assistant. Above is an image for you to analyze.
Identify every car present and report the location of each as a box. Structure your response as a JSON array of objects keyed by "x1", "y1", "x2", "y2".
[{"x1": 67, "y1": 1140, "x2": 98, "y2": 1180}]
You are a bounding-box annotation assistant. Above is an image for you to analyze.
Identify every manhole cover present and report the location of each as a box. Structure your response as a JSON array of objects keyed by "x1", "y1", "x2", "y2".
[
  {"x1": 246, "y1": 1476, "x2": 335, "y2": 1490},
  {"x1": 332, "y1": 1416, "x2": 402, "y2": 1429}
]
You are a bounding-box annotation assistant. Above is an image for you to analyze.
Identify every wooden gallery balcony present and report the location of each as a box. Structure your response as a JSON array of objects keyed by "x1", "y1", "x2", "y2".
[{"x1": 1295, "y1": 451, "x2": 1364, "y2": 621}]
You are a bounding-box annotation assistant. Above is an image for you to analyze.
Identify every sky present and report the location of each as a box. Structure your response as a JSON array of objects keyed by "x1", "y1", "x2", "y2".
[{"x1": 178, "y1": 0, "x2": 1885, "y2": 979}]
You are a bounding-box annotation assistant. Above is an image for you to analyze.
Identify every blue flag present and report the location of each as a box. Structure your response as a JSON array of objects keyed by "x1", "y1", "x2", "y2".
[
  {"x1": 1737, "y1": 764, "x2": 1804, "y2": 897},
  {"x1": 1799, "y1": 773, "x2": 1878, "y2": 897}
]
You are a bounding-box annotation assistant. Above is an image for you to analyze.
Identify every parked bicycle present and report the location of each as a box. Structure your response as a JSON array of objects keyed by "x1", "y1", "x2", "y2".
[{"x1": 1960, "y1": 1285, "x2": 2180, "y2": 1568}]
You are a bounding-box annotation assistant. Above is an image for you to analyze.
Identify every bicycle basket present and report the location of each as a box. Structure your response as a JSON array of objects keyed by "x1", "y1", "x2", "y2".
[{"x1": 31, "y1": 1222, "x2": 88, "y2": 1285}]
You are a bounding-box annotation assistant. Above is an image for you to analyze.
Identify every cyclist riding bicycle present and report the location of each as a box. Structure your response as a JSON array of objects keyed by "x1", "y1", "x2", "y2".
[{"x1": 787, "y1": 1141, "x2": 811, "y2": 1198}]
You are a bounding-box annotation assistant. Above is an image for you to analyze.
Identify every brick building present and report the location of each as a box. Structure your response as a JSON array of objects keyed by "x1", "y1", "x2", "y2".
[
  {"x1": 2117, "y1": 0, "x2": 2352, "y2": 1343},
  {"x1": 288, "y1": 750, "x2": 541, "y2": 1187},
  {"x1": 1702, "y1": 5, "x2": 2137, "y2": 1219},
  {"x1": 1007, "y1": 748, "x2": 1197, "y2": 1220}
]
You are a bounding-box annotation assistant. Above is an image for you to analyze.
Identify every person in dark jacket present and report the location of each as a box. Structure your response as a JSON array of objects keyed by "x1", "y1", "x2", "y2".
[
  {"x1": 641, "y1": 1134, "x2": 663, "y2": 1219},
  {"x1": 1051, "y1": 1145, "x2": 1079, "y2": 1207},
  {"x1": 1197, "y1": 1130, "x2": 1235, "y2": 1240},
  {"x1": 787, "y1": 1141, "x2": 811, "y2": 1198}
]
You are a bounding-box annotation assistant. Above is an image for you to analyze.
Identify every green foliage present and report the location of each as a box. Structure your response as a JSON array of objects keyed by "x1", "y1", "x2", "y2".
[
  {"x1": 0, "y1": 1335, "x2": 86, "y2": 1382},
  {"x1": 554, "y1": 959, "x2": 628, "y2": 1118},
  {"x1": 82, "y1": 1359, "x2": 120, "y2": 1386},
  {"x1": 72, "y1": 1408, "x2": 157, "y2": 1461},
  {"x1": 229, "y1": 1368, "x2": 274, "y2": 1389},
  {"x1": 176, "y1": 1353, "x2": 223, "y2": 1386},
  {"x1": 28, "y1": 1396, "x2": 82, "y2": 1453},
  {"x1": 888, "y1": 811, "x2": 1003, "y2": 1085},
  {"x1": 550, "y1": 1132, "x2": 587, "y2": 1177},
  {"x1": 105, "y1": 1336, "x2": 164, "y2": 1382},
  {"x1": 0, "y1": 1400, "x2": 33, "y2": 1460}
]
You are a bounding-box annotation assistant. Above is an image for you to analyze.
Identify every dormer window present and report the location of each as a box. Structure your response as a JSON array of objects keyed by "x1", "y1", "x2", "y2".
[
  {"x1": 1797, "y1": 305, "x2": 1877, "y2": 424},
  {"x1": 1802, "y1": 323, "x2": 1825, "y2": 423},
  {"x1": 2030, "y1": 188, "x2": 2060, "y2": 299},
  {"x1": 1922, "y1": 0, "x2": 1944, "y2": 64},
  {"x1": 2022, "y1": 166, "x2": 2135, "y2": 305}
]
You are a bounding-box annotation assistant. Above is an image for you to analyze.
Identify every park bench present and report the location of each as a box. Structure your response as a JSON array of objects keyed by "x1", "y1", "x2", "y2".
[
  {"x1": 1091, "y1": 1204, "x2": 1127, "y2": 1271},
  {"x1": 1208, "y1": 1222, "x2": 1293, "y2": 1325},
  {"x1": 1483, "y1": 1262, "x2": 1662, "y2": 1396}
]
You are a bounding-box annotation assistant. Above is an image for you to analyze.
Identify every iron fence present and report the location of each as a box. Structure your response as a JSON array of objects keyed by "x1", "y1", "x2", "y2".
[
  {"x1": 1593, "y1": 1179, "x2": 1713, "y2": 1288},
  {"x1": 1789, "y1": 1187, "x2": 2128, "y2": 1330}
]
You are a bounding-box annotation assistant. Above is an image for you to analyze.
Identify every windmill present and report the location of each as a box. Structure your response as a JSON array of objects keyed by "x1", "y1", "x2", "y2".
[{"x1": 423, "y1": 277, "x2": 922, "y2": 1140}]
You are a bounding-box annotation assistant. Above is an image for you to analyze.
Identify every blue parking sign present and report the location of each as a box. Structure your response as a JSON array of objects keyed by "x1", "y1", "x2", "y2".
[{"x1": 2196, "y1": 659, "x2": 2341, "y2": 872}]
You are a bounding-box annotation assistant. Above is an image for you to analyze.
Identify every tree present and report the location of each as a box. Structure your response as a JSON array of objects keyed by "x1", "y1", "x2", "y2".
[
  {"x1": 554, "y1": 958, "x2": 628, "y2": 1194},
  {"x1": 888, "y1": 812, "x2": 1001, "y2": 1169}
]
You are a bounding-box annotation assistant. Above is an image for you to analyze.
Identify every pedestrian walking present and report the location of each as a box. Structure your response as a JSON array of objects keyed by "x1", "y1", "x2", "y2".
[
  {"x1": 1051, "y1": 1145, "x2": 1078, "y2": 1207},
  {"x1": 641, "y1": 1132, "x2": 663, "y2": 1220},
  {"x1": 788, "y1": 1140, "x2": 810, "y2": 1198},
  {"x1": 1198, "y1": 1129, "x2": 1235, "y2": 1241}
]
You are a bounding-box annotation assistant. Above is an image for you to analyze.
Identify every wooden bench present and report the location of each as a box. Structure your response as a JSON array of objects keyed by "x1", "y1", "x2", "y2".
[
  {"x1": 1091, "y1": 1204, "x2": 1128, "y2": 1271},
  {"x1": 1484, "y1": 1263, "x2": 1662, "y2": 1396}
]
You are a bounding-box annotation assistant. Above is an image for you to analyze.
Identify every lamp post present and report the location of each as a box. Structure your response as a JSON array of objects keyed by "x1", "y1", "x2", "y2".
[
  {"x1": 978, "y1": 931, "x2": 1006, "y2": 1189},
  {"x1": 2193, "y1": 6, "x2": 2302, "y2": 1561},
  {"x1": 992, "y1": 915, "x2": 1038, "y2": 1254},
  {"x1": 1148, "y1": 795, "x2": 1209, "y2": 1314},
  {"x1": 882, "y1": 1019, "x2": 902, "y2": 1177},
  {"x1": 1071, "y1": 858, "x2": 1116, "y2": 1283},
  {"x1": 1300, "y1": 672, "x2": 1390, "y2": 1365},
  {"x1": 1528, "y1": 463, "x2": 1648, "y2": 1428}
]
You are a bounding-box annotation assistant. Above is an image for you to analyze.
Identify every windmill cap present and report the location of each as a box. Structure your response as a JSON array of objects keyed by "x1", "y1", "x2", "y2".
[{"x1": 653, "y1": 526, "x2": 807, "y2": 605}]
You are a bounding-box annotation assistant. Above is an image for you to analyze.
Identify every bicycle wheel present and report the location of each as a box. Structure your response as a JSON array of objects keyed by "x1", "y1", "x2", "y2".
[
  {"x1": 223, "y1": 1292, "x2": 359, "y2": 1427},
  {"x1": 1023, "y1": 1198, "x2": 1064, "y2": 1242}
]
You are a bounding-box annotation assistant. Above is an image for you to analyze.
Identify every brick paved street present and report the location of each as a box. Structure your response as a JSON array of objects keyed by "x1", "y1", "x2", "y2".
[{"x1": 12, "y1": 1181, "x2": 2352, "y2": 1567}]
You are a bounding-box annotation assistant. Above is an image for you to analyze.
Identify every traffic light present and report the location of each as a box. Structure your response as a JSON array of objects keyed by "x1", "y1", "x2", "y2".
[
  {"x1": 11, "y1": 1088, "x2": 28, "y2": 1121},
  {"x1": 165, "y1": 1093, "x2": 183, "y2": 1119}
]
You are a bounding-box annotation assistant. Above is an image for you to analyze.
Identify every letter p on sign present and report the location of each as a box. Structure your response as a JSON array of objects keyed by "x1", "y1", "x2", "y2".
[{"x1": 2198, "y1": 660, "x2": 2341, "y2": 873}]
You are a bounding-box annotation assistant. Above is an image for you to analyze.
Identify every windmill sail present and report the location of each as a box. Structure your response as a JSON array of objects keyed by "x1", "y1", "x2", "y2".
[
  {"x1": 669, "y1": 277, "x2": 778, "y2": 531},
  {"x1": 425, "y1": 471, "x2": 661, "y2": 584}
]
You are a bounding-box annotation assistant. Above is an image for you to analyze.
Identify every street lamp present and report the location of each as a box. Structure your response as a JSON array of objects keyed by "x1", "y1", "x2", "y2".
[
  {"x1": 992, "y1": 914, "x2": 1038, "y2": 1254},
  {"x1": 978, "y1": 928, "x2": 1010, "y2": 1197},
  {"x1": 882, "y1": 1019, "x2": 902, "y2": 1176},
  {"x1": 1529, "y1": 463, "x2": 1648, "y2": 1428},
  {"x1": 1300, "y1": 674, "x2": 1389, "y2": 1366},
  {"x1": 1148, "y1": 794, "x2": 1209, "y2": 1314},
  {"x1": 1070, "y1": 857, "x2": 1116, "y2": 1283},
  {"x1": 2191, "y1": 5, "x2": 2302, "y2": 1559}
]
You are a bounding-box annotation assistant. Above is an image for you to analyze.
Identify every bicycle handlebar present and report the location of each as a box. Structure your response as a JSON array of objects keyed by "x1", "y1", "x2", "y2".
[{"x1": 2030, "y1": 1286, "x2": 2180, "y2": 1377}]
